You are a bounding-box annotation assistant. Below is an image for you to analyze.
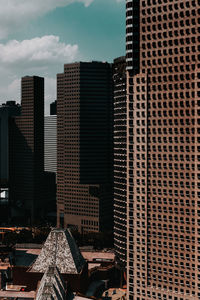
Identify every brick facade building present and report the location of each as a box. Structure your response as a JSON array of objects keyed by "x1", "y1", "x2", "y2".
[
  {"x1": 126, "y1": 1, "x2": 200, "y2": 299},
  {"x1": 57, "y1": 62, "x2": 113, "y2": 233}
]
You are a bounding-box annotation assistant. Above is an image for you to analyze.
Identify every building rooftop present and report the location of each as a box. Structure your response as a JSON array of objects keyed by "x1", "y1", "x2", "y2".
[
  {"x1": 81, "y1": 251, "x2": 115, "y2": 262},
  {"x1": 102, "y1": 288, "x2": 126, "y2": 300},
  {"x1": 74, "y1": 297, "x2": 92, "y2": 300},
  {"x1": 15, "y1": 248, "x2": 41, "y2": 267},
  {"x1": 36, "y1": 266, "x2": 66, "y2": 300},
  {"x1": 13, "y1": 244, "x2": 114, "y2": 271},
  {"x1": 0, "y1": 290, "x2": 35, "y2": 299},
  {"x1": 30, "y1": 228, "x2": 86, "y2": 274}
]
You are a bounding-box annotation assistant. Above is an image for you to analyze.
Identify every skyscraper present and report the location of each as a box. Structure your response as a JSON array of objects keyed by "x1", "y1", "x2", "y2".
[
  {"x1": 50, "y1": 100, "x2": 57, "y2": 115},
  {"x1": 0, "y1": 101, "x2": 21, "y2": 187},
  {"x1": 113, "y1": 57, "x2": 127, "y2": 268},
  {"x1": 44, "y1": 115, "x2": 57, "y2": 174},
  {"x1": 10, "y1": 76, "x2": 44, "y2": 224},
  {"x1": 44, "y1": 112, "x2": 57, "y2": 224},
  {"x1": 0, "y1": 101, "x2": 21, "y2": 223},
  {"x1": 126, "y1": 0, "x2": 200, "y2": 299},
  {"x1": 57, "y1": 61, "x2": 113, "y2": 233}
]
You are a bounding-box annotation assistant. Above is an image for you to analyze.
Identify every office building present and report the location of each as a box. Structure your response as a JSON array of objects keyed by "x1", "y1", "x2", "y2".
[
  {"x1": 44, "y1": 115, "x2": 57, "y2": 174},
  {"x1": 44, "y1": 113, "x2": 57, "y2": 224},
  {"x1": 50, "y1": 100, "x2": 57, "y2": 115},
  {"x1": 113, "y1": 57, "x2": 127, "y2": 268},
  {"x1": 10, "y1": 76, "x2": 44, "y2": 224},
  {"x1": 0, "y1": 101, "x2": 21, "y2": 187},
  {"x1": 57, "y1": 61, "x2": 113, "y2": 233},
  {"x1": 126, "y1": 0, "x2": 200, "y2": 299},
  {"x1": 0, "y1": 101, "x2": 21, "y2": 223}
]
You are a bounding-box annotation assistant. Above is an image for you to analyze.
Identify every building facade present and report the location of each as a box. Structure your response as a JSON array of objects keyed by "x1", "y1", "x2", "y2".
[
  {"x1": 9, "y1": 76, "x2": 44, "y2": 224},
  {"x1": 126, "y1": 0, "x2": 200, "y2": 299},
  {"x1": 0, "y1": 101, "x2": 21, "y2": 187},
  {"x1": 50, "y1": 100, "x2": 57, "y2": 115},
  {"x1": 57, "y1": 62, "x2": 113, "y2": 233},
  {"x1": 113, "y1": 57, "x2": 127, "y2": 268},
  {"x1": 44, "y1": 115, "x2": 57, "y2": 174},
  {"x1": 44, "y1": 114, "x2": 57, "y2": 224},
  {"x1": 0, "y1": 101, "x2": 21, "y2": 224}
]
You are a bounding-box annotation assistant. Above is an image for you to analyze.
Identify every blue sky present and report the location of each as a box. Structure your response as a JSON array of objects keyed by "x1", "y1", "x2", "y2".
[{"x1": 0, "y1": 0, "x2": 125, "y2": 113}]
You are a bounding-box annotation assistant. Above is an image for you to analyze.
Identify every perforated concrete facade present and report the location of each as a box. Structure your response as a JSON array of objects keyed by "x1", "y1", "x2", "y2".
[{"x1": 126, "y1": 1, "x2": 200, "y2": 299}]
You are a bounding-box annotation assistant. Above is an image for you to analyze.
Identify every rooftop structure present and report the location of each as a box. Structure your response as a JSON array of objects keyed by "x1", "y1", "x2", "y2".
[
  {"x1": 36, "y1": 266, "x2": 66, "y2": 300},
  {"x1": 30, "y1": 228, "x2": 86, "y2": 274},
  {"x1": 102, "y1": 288, "x2": 126, "y2": 300}
]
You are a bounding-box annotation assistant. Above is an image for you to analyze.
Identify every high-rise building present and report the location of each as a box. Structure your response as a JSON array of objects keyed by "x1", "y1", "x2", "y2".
[
  {"x1": 0, "y1": 101, "x2": 21, "y2": 186},
  {"x1": 44, "y1": 113, "x2": 57, "y2": 224},
  {"x1": 50, "y1": 100, "x2": 57, "y2": 115},
  {"x1": 113, "y1": 57, "x2": 127, "y2": 268},
  {"x1": 10, "y1": 76, "x2": 44, "y2": 224},
  {"x1": 0, "y1": 101, "x2": 21, "y2": 223},
  {"x1": 57, "y1": 61, "x2": 113, "y2": 233},
  {"x1": 44, "y1": 115, "x2": 57, "y2": 174},
  {"x1": 126, "y1": 0, "x2": 200, "y2": 299}
]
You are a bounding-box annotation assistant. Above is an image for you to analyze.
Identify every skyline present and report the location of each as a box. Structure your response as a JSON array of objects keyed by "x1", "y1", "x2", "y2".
[
  {"x1": 0, "y1": 0, "x2": 125, "y2": 114},
  {"x1": 1, "y1": 0, "x2": 200, "y2": 298}
]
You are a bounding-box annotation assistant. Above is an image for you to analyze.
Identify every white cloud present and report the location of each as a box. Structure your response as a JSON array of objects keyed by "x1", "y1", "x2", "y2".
[
  {"x1": 0, "y1": 0, "x2": 93, "y2": 38},
  {"x1": 0, "y1": 78, "x2": 20, "y2": 102},
  {"x1": 0, "y1": 35, "x2": 79, "y2": 114},
  {"x1": 0, "y1": 35, "x2": 78, "y2": 67}
]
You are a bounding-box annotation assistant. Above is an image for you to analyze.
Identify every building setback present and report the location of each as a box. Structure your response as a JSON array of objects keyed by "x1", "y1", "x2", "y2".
[
  {"x1": 57, "y1": 61, "x2": 113, "y2": 233},
  {"x1": 126, "y1": 0, "x2": 200, "y2": 300},
  {"x1": 9, "y1": 76, "x2": 44, "y2": 224},
  {"x1": 113, "y1": 57, "x2": 127, "y2": 269}
]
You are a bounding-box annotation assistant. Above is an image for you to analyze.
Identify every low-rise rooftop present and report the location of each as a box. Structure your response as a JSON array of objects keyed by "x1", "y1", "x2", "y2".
[
  {"x1": 30, "y1": 228, "x2": 86, "y2": 274},
  {"x1": 0, "y1": 290, "x2": 35, "y2": 299}
]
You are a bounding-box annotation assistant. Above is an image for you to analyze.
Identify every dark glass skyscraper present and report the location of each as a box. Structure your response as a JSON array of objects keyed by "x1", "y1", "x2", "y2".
[
  {"x1": 57, "y1": 62, "x2": 113, "y2": 233},
  {"x1": 0, "y1": 101, "x2": 21, "y2": 187},
  {"x1": 0, "y1": 101, "x2": 21, "y2": 224},
  {"x1": 50, "y1": 100, "x2": 57, "y2": 115},
  {"x1": 10, "y1": 76, "x2": 44, "y2": 224}
]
